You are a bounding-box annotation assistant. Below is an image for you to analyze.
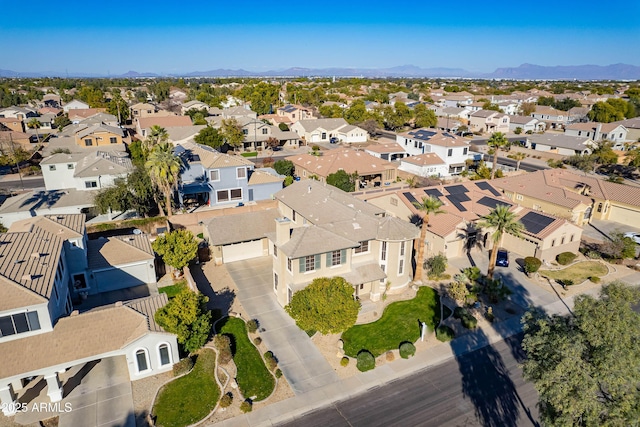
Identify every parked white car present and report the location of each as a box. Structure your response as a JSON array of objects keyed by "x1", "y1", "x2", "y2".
[{"x1": 623, "y1": 232, "x2": 640, "y2": 244}]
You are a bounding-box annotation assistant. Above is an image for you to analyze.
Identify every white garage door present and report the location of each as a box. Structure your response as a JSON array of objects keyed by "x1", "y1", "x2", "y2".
[
  {"x1": 222, "y1": 240, "x2": 264, "y2": 263},
  {"x1": 94, "y1": 262, "x2": 150, "y2": 293},
  {"x1": 608, "y1": 205, "x2": 640, "y2": 227}
]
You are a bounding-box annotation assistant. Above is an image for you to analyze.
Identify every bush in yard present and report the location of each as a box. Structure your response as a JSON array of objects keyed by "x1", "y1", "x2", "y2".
[
  {"x1": 601, "y1": 232, "x2": 636, "y2": 260},
  {"x1": 356, "y1": 350, "x2": 376, "y2": 372},
  {"x1": 436, "y1": 325, "x2": 455, "y2": 342},
  {"x1": 213, "y1": 334, "x2": 232, "y2": 364},
  {"x1": 399, "y1": 342, "x2": 416, "y2": 359},
  {"x1": 240, "y1": 401, "x2": 252, "y2": 413},
  {"x1": 425, "y1": 254, "x2": 448, "y2": 278},
  {"x1": 448, "y1": 281, "x2": 469, "y2": 303},
  {"x1": 454, "y1": 307, "x2": 477, "y2": 329},
  {"x1": 590, "y1": 276, "x2": 601, "y2": 283},
  {"x1": 219, "y1": 393, "x2": 233, "y2": 408},
  {"x1": 556, "y1": 252, "x2": 577, "y2": 265},
  {"x1": 275, "y1": 369, "x2": 282, "y2": 378},
  {"x1": 155, "y1": 289, "x2": 212, "y2": 353},
  {"x1": 386, "y1": 351, "x2": 395, "y2": 362},
  {"x1": 264, "y1": 351, "x2": 278, "y2": 371},
  {"x1": 485, "y1": 307, "x2": 495, "y2": 322},
  {"x1": 253, "y1": 337, "x2": 262, "y2": 346},
  {"x1": 172, "y1": 356, "x2": 194, "y2": 376},
  {"x1": 340, "y1": 357, "x2": 350, "y2": 367},
  {"x1": 523, "y1": 257, "x2": 542, "y2": 275},
  {"x1": 247, "y1": 319, "x2": 259, "y2": 333}
]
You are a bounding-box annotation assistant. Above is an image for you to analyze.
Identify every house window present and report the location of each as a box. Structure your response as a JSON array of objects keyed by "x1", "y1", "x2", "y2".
[
  {"x1": 273, "y1": 245, "x2": 277, "y2": 257},
  {"x1": 158, "y1": 344, "x2": 171, "y2": 366},
  {"x1": 399, "y1": 259, "x2": 404, "y2": 275},
  {"x1": 110, "y1": 137, "x2": 117, "y2": 144},
  {"x1": 135, "y1": 349, "x2": 149, "y2": 373},
  {"x1": 447, "y1": 148, "x2": 453, "y2": 157},
  {"x1": 242, "y1": 129, "x2": 248, "y2": 135},
  {"x1": 561, "y1": 236, "x2": 565, "y2": 245},
  {"x1": 570, "y1": 234, "x2": 574, "y2": 242},
  {"x1": 274, "y1": 273, "x2": 278, "y2": 290},
  {"x1": 230, "y1": 189, "x2": 242, "y2": 200},
  {"x1": 381, "y1": 241, "x2": 387, "y2": 261},
  {"x1": 354, "y1": 241, "x2": 369, "y2": 254},
  {"x1": 287, "y1": 258, "x2": 292, "y2": 272},
  {"x1": 67, "y1": 164, "x2": 74, "y2": 169},
  {"x1": 0, "y1": 312, "x2": 41, "y2": 337},
  {"x1": 210, "y1": 170, "x2": 220, "y2": 181},
  {"x1": 463, "y1": 147, "x2": 468, "y2": 155},
  {"x1": 328, "y1": 249, "x2": 345, "y2": 267},
  {"x1": 262, "y1": 128, "x2": 268, "y2": 134},
  {"x1": 85, "y1": 181, "x2": 97, "y2": 189},
  {"x1": 597, "y1": 203, "x2": 603, "y2": 213},
  {"x1": 237, "y1": 168, "x2": 246, "y2": 179},
  {"x1": 551, "y1": 239, "x2": 556, "y2": 247},
  {"x1": 288, "y1": 287, "x2": 293, "y2": 303},
  {"x1": 400, "y1": 241, "x2": 406, "y2": 257},
  {"x1": 516, "y1": 194, "x2": 523, "y2": 201},
  {"x1": 303, "y1": 255, "x2": 315, "y2": 272},
  {"x1": 217, "y1": 190, "x2": 229, "y2": 202},
  {"x1": 49, "y1": 165, "x2": 56, "y2": 171},
  {"x1": 321, "y1": 132, "x2": 327, "y2": 140},
  {"x1": 84, "y1": 139, "x2": 92, "y2": 146}
]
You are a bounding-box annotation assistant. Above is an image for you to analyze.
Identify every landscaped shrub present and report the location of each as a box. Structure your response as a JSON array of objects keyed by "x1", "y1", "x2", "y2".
[
  {"x1": 425, "y1": 254, "x2": 448, "y2": 279},
  {"x1": 454, "y1": 307, "x2": 477, "y2": 329},
  {"x1": 356, "y1": 350, "x2": 376, "y2": 372},
  {"x1": 253, "y1": 337, "x2": 262, "y2": 346},
  {"x1": 172, "y1": 356, "x2": 194, "y2": 376},
  {"x1": 385, "y1": 351, "x2": 395, "y2": 362},
  {"x1": 213, "y1": 335, "x2": 232, "y2": 365},
  {"x1": 219, "y1": 393, "x2": 233, "y2": 408},
  {"x1": 523, "y1": 257, "x2": 542, "y2": 275},
  {"x1": 590, "y1": 276, "x2": 601, "y2": 283},
  {"x1": 585, "y1": 250, "x2": 602, "y2": 259},
  {"x1": 436, "y1": 325, "x2": 455, "y2": 342},
  {"x1": 240, "y1": 401, "x2": 252, "y2": 413},
  {"x1": 557, "y1": 252, "x2": 577, "y2": 265},
  {"x1": 264, "y1": 351, "x2": 278, "y2": 371},
  {"x1": 247, "y1": 319, "x2": 259, "y2": 333},
  {"x1": 275, "y1": 369, "x2": 282, "y2": 378},
  {"x1": 399, "y1": 342, "x2": 416, "y2": 359},
  {"x1": 340, "y1": 357, "x2": 350, "y2": 367},
  {"x1": 485, "y1": 307, "x2": 495, "y2": 323}
]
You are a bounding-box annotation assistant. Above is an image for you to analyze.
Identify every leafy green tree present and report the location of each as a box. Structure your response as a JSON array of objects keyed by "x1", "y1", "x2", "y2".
[
  {"x1": 552, "y1": 97, "x2": 581, "y2": 111},
  {"x1": 522, "y1": 282, "x2": 640, "y2": 426},
  {"x1": 601, "y1": 232, "x2": 637, "y2": 260},
  {"x1": 143, "y1": 125, "x2": 169, "y2": 153},
  {"x1": 482, "y1": 102, "x2": 502, "y2": 112},
  {"x1": 93, "y1": 167, "x2": 156, "y2": 217},
  {"x1": 344, "y1": 100, "x2": 367, "y2": 124},
  {"x1": 425, "y1": 254, "x2": 447, "y2": 278},
  {"x1": 53, "y1": 114, "x2": 71, "y2": 130},
  {"x1": 413, "y1": 103, "x2": 437, "y2": 128},
  {"x1": 285, "y1": 276, "x2": 360, "y2": 334},
  {"x1": 184, "y1": 108, "x2": 209, "y2": 121},
  {"x1": 152, "y1": 229, "x2": 199, "y2": 270},
  {"x1": 413, "y1": 196, "x2": 445, "y2": 282},
  {"x1": 477, "y1": 204, "x2": 524, "y2": 279},
  {"x1": 76, "y1": 85, "x2": 105, "y2": 107},
  {"x1": 519, "y1": 102, "x2": 536, "y2": 116},
  {"x1": 537, "y1": 96, "x2": 555, "y2": 106},
  {"x1": 627, "y1": 147, "x2": 640, "y2": 168},
  {"x1": 318, "y1": 104, "x2": 343, "y2": 118},
  {"x1": 487, "y1": 132, "x2": 509, "y2": 180},
  {"x1": 194, "y1": 126, "x2": 224, "y2": 149},
  {"x1": 128, "y1": 140, "x2": 147, "y2": 166},
  {"x1": 591, "y1": 141, "x2": 618, "y2": 165},
  {"x1": 326, "y1": 169, "x2": 357, "y2": 192},
  {"x1": 0, "y1": 222, "x2": 7, "y2": 233},
  {"x1": 221, "y1": 118, "x2": 244, "y2": 151},
  {"x1": 145, "y1": 142, "x2": 183, "y2": 216},
  {"x1": 507, "y1": 151, "x2": 527, "y2": 171},
  {"x1": 588, "y1": 101, "x2": 625, "y2": 123},
  {"x1": 155, "y1": 288, "x2": 212, "y2": 353},
  {"x1": 274, "y1": 159, "x2": 295, "y2": 176}
]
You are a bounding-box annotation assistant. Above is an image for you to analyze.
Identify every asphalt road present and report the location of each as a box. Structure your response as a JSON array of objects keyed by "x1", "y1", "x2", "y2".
[
  {"x1": 481, "y1": 154, "x2": 548, "y2": 173},
  {"x1": 280, "y1": 334, "x2": 540, "y2": 427},
  {"x1": 0, "y1": 177, "x2": 45, "y2": 192}
]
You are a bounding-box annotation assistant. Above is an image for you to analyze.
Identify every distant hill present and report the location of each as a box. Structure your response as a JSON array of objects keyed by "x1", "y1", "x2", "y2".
[{"x1": 1, "y1": 64, "x2": 639, "y2": 80}]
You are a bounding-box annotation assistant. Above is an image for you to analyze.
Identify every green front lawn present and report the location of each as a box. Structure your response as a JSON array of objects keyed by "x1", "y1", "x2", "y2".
[
  {"x1": 342, "y1": 287, "x2": 449, "y2": 357},
  {"x1": 540, "y1": 261, "x2": 608, "y2": 284},
  {"x1": 152, "y1": 349, "x2": 220, "y2": 427},
  {"x1": 158, "y1": 280, "x2": 187, "y2": 299},
  {"x1": 241, "y1": 151, "x2": 258, "y2": 157},
  {"x1": 216, "y1": 317, "x2": 275, "y2": 401}
]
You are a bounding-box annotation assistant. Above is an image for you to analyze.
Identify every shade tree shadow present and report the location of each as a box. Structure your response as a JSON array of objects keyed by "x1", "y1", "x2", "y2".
[{"x1": 189, "y1": 264, "x2": 236, "y2": 317}]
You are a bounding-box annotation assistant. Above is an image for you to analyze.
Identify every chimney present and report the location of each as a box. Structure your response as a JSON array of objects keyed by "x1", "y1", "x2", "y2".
[
  {"x1": 275, "y1": 217, "x2": 292, "y2": 245},
  {"x1": 594, "y1": 123, "x2": 602, "y2": 141}
]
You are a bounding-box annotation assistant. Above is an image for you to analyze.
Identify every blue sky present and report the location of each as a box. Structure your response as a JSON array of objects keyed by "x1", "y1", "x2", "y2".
[{"x1": 2, "y1": 0, "x2": 639, "y2": 74}]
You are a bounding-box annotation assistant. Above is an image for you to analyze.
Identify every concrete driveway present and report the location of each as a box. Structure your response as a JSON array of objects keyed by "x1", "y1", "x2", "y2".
[
  {"x1": 582, "y1": 219, "x2": 640, "y2": 242},
  {"x1": 15, "y1": 356, "x2": 134, "y2": 427},
  {"x1": 224, "y1": 257, "x2": 339, "y2": 395}
]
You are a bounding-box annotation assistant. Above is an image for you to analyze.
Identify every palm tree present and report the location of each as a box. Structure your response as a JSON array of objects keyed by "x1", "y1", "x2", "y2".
[
  {"x1": 487, "y1": 132, "x2": 509, "y2": 179},
  {"x1": 507, "y1": 151, "x2": 527, "y2": 171},
  {"x1": 143, "y1": 125, "x2": 168, "y2": 153},
  {"x1": 145, "y1": 142, "x2": 183, "y2": 217},
  {"x1": 27, "y1": 118, "x2": 41, "y2": 145},
  {"x1": 476, "y1": 204, "x2": 524, "y2": 279},
  {"x1": 412, "y1": 196, "x2": 445, "y2": 283}
]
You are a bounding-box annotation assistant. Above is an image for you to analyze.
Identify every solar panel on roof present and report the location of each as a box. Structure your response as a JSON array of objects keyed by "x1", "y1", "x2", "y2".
[
  {"x1": 445, "y1": 184, "x2": 468, "y2": 195},
  {"x1": 403, "y1": 192, "x2": 419, "y2": 205},
  {"x1": 424, "y1": 188, "x2": 443, "y2": 198},
  {"x1": 446, "y1": 194, "x2": 467, "y2": 212},
  {"x1": 520, "y1": 211, "x2": 555, "y2": 235},
  {"x1": 411, "y1": 129, "x2": 437, "y2": 140},
  {"x1": 477, "y1": 196, "x2": 512, "y2": 210},
  {"x1": 475, "y1": 181, "x2": 502, "y2": 197}
]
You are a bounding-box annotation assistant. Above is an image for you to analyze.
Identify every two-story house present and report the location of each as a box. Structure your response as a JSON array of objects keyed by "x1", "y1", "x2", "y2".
[
  {"x1": 531, "y1": 106, "x2": 567, "y2": 129},
  {"x1": 468, "y1": 110, "x2": 510, "y2": 134},
  {"x1": 564, "y1": 123, "x2": 628, "y2": 147},
  {"x1": 74, "y1": 124, "x2": 127, "y2": 148},
  {"x1": 396, "y1": 129, "x2": 470, "y2": 176},
  {"x1": 276, "y1": 104, "x2": 315, "y2": 124},
  {"x1": 269, "y1": 181, "x2": 419, "y2": 306},
  {"x1": 237, "y1": 117, "x2": 300, "y2": 151},
  {"x1": 176, "y1": 142, "x2": 283, "y2": 207},
  {"x1": 508, "y1": 115, "x2": 546, "y2": 133},
  {"x1": 129, "y1": 102, "x2": 159, "y2": 119}
]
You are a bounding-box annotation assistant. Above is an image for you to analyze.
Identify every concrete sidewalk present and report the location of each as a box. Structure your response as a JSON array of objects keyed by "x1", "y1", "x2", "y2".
[{"x1": 211, "y1": 255, "x2": 640, "y2": 427}]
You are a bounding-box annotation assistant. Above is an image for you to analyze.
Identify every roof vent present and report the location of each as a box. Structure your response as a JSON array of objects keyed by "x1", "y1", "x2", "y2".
[
  {"x1": 21, "y1": 274, "x2": 33, "y2": 281},
  {"x1": 31, "y1": 252, "x2": 41, "y2": 259}
]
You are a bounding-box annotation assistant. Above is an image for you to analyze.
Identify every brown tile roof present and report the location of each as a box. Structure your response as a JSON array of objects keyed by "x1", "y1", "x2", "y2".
[
  {"x1": 364, "y1": 143, "x2": 405, "y2": 154},
  {"x1": 565, "y1": 122, "x2": 624, "y2": 133},
  {"x1": 87, "y1": 235, "x2": 154, "y2": 270},
  {"x1": 179, "y1": 141, "x2": 253, "y2": 169},
  {"x1": 248, "y1": 169, "x2": 284, "y2": 185},
  {"x1": 543, "y1": 169, "x2": 640, "y2": 207},
  {"x1": 0, "y1": 305, "x2": 153, "y2": 379},
  {"x1": 138, "y1": 115, "x2": 192, "y2": 129},
  {"x1": 287, "y1": 148, "x2": 396, "y2": 178},
  {"x1": 67, "y1": 108, "x2": 107, "y2": 120},
  {"x1": 493, "y1": 171, "x2": 590, "y2": 209},
  {"x1": 0, "y1": 230, "x2": 64, "y2": 302},
  {"x1": 401, "y1": 153, "x2": 446, "y2": 166}
]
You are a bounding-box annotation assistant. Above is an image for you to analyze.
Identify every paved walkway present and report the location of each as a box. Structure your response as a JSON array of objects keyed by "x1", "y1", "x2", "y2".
[
  {"x1": 209, "y1": 253, "x2": 640, "y2": 427},
  {"x1": 224, "y1": 258, "x2": 340, "y2": 395}
]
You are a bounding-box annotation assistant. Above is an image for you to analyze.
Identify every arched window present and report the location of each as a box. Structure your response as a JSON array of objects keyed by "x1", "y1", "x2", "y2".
[
  {"x1": 135, "y1": 349, "x2": 149, "y2": 373},
  {"x1": 158, "y1": 343, "x2": 172, "y2": 366}
]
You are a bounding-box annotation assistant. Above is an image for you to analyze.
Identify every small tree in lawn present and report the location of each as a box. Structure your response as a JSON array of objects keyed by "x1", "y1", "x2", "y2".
[
  {"x1": 155, "y1": 288, "x2": 212, "y2": 353},
  {"x1": 285, "y1": 277, "x2": 360, "y2": 334},
  {"x1": 274, "y1": 159, "x2": 295, "y2": 176},
  {"x1": 152, "y1": 229, "x2": 199, "y2": 275},
  {"x1": 413, "y1": 196, "x2": 445, "y2": 283}
]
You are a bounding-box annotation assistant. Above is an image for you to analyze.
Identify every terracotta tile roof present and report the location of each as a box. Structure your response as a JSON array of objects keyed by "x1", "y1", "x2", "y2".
[
  {"x1": 364, "y1": 143, "x2": 405, "y2": 154},
  {"x1": 138, "y1": 115, "x2": 192, "y2": 129},
  {"x1": 543, "y1": 169, "x2": 640, "y2": 206},
  {"x1": 493, "y1": 171, "x2": 590, "y2": 209},
  {"x1": 401, "y1": 153, "x2": 446, "y2": 166},
  {"x1": 67, "y1": 108, "x2": 107, "y2": 119},
  {"x1": 87, "y1": 235, "x2": 154, "y2": 270},
  {"x1": 179, "y1": 141, "x2": 253, "y2": 169},
  {"x1": 248, "y1": 168, "x2": 284, "y2": 185},
  {"x1": 286, "y1": 148, "x2": 396, "y2": 178}
]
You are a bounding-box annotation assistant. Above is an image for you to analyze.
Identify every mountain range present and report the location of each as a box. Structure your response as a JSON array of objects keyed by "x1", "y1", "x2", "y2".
[{"x1": 1, "y1": 63, "x2": 639, "y2": 80}]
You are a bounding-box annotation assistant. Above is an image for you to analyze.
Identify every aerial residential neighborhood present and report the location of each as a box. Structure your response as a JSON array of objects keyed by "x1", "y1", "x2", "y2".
[{"x1": 1, "y1": 3, "x2": 640, "y2": 427}]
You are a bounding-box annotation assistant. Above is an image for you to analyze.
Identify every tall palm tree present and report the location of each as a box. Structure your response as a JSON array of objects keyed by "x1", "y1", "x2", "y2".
[
  {"x1": 412, "y1": 196, "x2": 445, "y2": 283},
  {"x1": 487, "y1": 132, "x2": 509, "y2": 179},
  {"x1": 477, "y1": 204, "x2": 524, "y2": 279},
  {"x1": 507, "y1": 151, "x2": 527, "y2": 171},
  {"x1": 143, "y1": 125, "x2": 168, "y2": 153},
  {"x1": 27, "y1": 118, "x2": 41, "y2": 145},
  {"x1": 145, "y1": 142, "x2": 182, "y2": 217}
]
